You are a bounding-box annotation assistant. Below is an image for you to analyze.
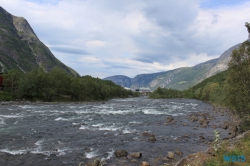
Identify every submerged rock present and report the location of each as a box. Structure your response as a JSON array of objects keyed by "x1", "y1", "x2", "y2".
[{"x1": 114, "y1": 150, "x2": 128, "y2": 157}]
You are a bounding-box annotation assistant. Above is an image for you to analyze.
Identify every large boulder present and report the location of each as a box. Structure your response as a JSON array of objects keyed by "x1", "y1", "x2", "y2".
[{"x1": 114, "y1": 150, "x2": 128, "y2": 157}]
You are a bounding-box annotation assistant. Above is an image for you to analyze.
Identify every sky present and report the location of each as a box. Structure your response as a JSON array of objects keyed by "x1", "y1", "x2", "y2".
[{"x1": 0, "y1": 0, "x2": 250, "y2": 78}]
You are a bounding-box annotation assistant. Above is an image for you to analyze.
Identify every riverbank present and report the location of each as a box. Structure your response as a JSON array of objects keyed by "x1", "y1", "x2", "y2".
[{"x1": 175, "y1": 105, "x2": 248, "y2": 166}]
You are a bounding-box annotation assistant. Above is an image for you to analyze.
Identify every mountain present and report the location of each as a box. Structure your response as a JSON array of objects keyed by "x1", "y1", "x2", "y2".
[
  {"x1": 104, "y1": 42, "x2": 242, "y2": 90},
  {"x1": 103, "y1": 75, "x2": 132, "y2": 88},
  {"x1": 0, "y1": 6, "x2": 78, "y2": 76}
]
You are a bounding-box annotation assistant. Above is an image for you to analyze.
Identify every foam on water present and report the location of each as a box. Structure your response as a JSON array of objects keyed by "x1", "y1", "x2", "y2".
[
  {"x1": 101, "y1": 149, "x2": 114, "y2": 161},
  {"x1": 0, "y1": 114, "x2": 23, "y2": 118},
  {"x1": 35, "y1": 139, "x2": 44, "y2": 146},
  {"x1": 85, "y1": 149, "x2": 99, "y2": 158},
  {"x1": 0, "y1": 148, "x2": 28, "y2": 155},
  {"x1": 55, "y1": 117, "x2": 69, "y2": 121}
]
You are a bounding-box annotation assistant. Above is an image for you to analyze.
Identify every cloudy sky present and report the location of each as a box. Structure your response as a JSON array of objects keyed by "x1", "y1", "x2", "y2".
[{"x1": 1, "y1": 0, "x2": 250, "y2": 78}]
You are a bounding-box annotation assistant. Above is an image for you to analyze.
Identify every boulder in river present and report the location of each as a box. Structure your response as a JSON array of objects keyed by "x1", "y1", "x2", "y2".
[
  {"x1": 148, "y1": 136, "x2": 156, "y2": 142},
  {"x1": 86, "y1": 159, "x2": 100, "y2": 166},
  {"x1": 167, "y1": 151, "x2": 175, "y2": 159},
  {"x1": 130, "y1": 152, "x2": 142, "y2": 158},
  {"x1": 142, "y1": 132, "x2": 155, "y2": 137},
  {"x1": 114, "y1": 150, "x2": 128, "y2": 157},
  {"x1": 189, "y1": 114, "x2": 198, "y2": 121},
  {"x1": 140, "y1": 161, "x2": 150, "y2": 166},
  {"x1": 166, "y1": 116, "x2": 174, "y2": 123}
]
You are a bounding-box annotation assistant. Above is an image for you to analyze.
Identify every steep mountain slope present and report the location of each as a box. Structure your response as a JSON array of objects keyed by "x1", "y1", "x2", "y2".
[
  {"x1": 0, "y1": 6, "x2": 78, "y2": 76},
  {"x1": 103, "y1": 75, "x2": 132, "y2": 88},
  {"x1": 104, "y1": 42, "x2": 242, "y2": 90}
]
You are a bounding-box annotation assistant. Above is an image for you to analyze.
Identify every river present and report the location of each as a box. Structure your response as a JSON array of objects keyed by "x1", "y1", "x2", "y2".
[{"x1": 0, "y1": 97, "x2": 231, "y2": 166}]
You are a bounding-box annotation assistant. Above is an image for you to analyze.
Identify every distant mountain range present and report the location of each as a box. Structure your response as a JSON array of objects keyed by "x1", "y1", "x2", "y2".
[
  {"x1": 104, "y1": 42, "x2": 242, "y2": 90},
  {"x1": 0, "y1": 7, "x2": 78, "y2": 76}
]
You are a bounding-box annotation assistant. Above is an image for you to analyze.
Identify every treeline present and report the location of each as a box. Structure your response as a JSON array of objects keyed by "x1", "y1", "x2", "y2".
[
  {"x1": 150, "y1": 40, "x2": 250, "y2": 117},
  {"x1": 1, "y1": 67, "x2": 139, "y2": 101}
]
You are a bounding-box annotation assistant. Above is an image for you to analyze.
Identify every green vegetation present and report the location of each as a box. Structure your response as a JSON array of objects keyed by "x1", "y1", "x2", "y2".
[
  {"x1": 149, "y1": 40, "x2": 250, "y2": 165},
  {"x1": 205, "y1": 132, "x2": 250, "y2": 166},
  {"x1": 0, "y1": 67, "x2": 139, "y2": 102},
  {"x1": 150, "y1": 40, "x2": 250, "y2": 117}
]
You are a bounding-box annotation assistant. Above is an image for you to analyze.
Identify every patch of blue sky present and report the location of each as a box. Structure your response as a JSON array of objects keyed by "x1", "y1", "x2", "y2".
[{"x1": 200, "y1": 0, "x2": 249, "y2": 9}]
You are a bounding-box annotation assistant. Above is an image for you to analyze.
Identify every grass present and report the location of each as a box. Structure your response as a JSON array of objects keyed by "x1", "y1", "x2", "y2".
[{"x1": 205, "y1": 132, "x2": 250, "y2": 166}]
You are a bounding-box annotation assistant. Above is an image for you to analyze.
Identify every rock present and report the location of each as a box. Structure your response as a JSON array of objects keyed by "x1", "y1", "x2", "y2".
[
  {"x1": 142, "y1": 132, "x2": 155, "y2": 137},
  {"x1": 175, "y1": 149, "x2": 183, "y2": 156},
  {"x1": 221, "y1": 122, "x2": 228, "y2": 129},
  {"x1": 189, "y1": 115, "x2": 198, "y2": 121},
  {"x1": 166, "y1": 116, "x2": 174, "y2": 123},
  {"x1": 207, "y1": 148, "x2": 216, "y2": 156},
  {"x1": 114, "y1": 150, "x2": 128, "y2": 157},
  {"x1": 130, "y1": 152, "x2": 142, "y2": 158},
  {"x1": 167, "y1": 151, "x2": 175, "y2": 159},
  {"x1": 199, "y1": 116, "x2": 207, "y2": 123},
  {"x1": 140, "y1": 161, "x2": 150, "y2": 166},
  {"x1": 199, "y1": 135, "x2": 205, "y2": 139},
  {"x1": 201, "y1": 122, "x2": 208, "y2": 128},
  {"x1": 182, "y1": 123, "x2": 188, "y2": 126},
  {"x1": 148, "y1": 136, "x2": 156, "y2": 142},
  {"x1": 162, "y1": 157, "x2": 170, "y2": 162},
  {"x1": 130, "y1": 159, "x2": 137, "y2": 163},
  {"x1": 86, "y1": 159, "x2": 100, "y2": 166},
  {"x1": 184, "y1": 134, "x2": 189, "y2": 138}
]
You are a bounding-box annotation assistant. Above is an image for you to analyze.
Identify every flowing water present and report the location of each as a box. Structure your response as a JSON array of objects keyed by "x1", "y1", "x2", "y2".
[{"x1": 0, "y1": 97, "x2": 231, "y2": 166}]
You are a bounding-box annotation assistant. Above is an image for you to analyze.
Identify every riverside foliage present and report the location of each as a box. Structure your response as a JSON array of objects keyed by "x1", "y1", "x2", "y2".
[
  {"x1": 150, "y1": 40, "x2": 250, "y2": 117},
  {"x1": 1, "y1": 67, "x2": 138, "y2": 101}
]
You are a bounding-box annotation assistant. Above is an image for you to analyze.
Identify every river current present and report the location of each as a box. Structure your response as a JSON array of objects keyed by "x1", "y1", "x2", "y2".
[{"x1": 0, "y1": 97, "x2": 230, "y2": 165}]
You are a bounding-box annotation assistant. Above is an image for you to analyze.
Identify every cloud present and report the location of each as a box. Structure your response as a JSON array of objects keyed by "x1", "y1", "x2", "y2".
[{"x1": 0, "y1": 0, "x2": 250, "y2": 78}]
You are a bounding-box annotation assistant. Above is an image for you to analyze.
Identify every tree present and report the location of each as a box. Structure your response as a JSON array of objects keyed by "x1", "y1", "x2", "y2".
[{"x1": 226, "y1": 40, "x2": 250, "y2": 115}]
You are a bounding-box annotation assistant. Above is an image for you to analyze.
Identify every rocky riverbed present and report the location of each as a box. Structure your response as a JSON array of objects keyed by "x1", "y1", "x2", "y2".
[{"x1": 0, "y1": 97, "x2": 236, "y2": 166}]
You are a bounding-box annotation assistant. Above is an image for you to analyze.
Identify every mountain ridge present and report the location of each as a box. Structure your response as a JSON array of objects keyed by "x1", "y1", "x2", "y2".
[
  {"x1": 104, "y1": 42, "x2": 242, "y2": 90},
  {"x1": 0, "y1": 6, "x2": 79, "y2": 76}
]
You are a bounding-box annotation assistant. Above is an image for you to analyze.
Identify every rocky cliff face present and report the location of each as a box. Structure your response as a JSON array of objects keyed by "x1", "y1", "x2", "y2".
[
  {"x1": 104, "y1": 42, "x2": 243, "y2": 90},
  {"x1": 0, "y1": 6, "x2": 78, "y2": 76}
]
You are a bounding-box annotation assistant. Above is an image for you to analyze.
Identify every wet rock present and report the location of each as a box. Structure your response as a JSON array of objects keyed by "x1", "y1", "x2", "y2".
[
  {"x1": 86, "y1": 159, "x2": 100, "y2": 166},
  {"x1": 166, "y1": 116, "x2": 174, "y2": 123},
  {"x1": 199, "y1": 135, "x2": 205, "y2": 139},
  {"x1": 221, "y1": 122, "x2": 229, "y2": 129},
  {"x1": 114, "y1": 150, "x2": 128, "y2": 157},
  {"x1": 175, "y1": 149, "x2": 183, "y2": 156},
  {"x1": 130, "y1": 152, "x2": 142, "y2": 158},
  {"x1": 183, "y1": 134, "x2": 189, "y2": 138},
  {"x1": 162, "y1": 157, "x2": 170, "y2": 162},
  {"x1": 167, "y1": 151, "x2": 175, "y2": 159},
  {"x1": 142, "y1": 132, "x2": 155, "y2": 137},
  {"x1": 140, "y1": 161, "x2": 150, "y2": 166},
  {"x1": 148, "y1": 136, "x2": 156, "y2": 142},
  {"x1": 130, "y1": 159, "x2": 137, "y2": 163},
  {"x1": 182, "y1": 123, "x2": 187, "y2": 126},
  {"x1": 189, "y1": 115, "x2": 198, "y2": 121},
  {"x1": 199, "y1": 116, "x2": 207, "y2": 123}
]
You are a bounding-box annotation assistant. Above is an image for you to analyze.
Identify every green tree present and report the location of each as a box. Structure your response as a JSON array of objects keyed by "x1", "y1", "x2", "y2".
[{"x1": 226, "y1": 40, "x2": 250, "y2": 115}]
